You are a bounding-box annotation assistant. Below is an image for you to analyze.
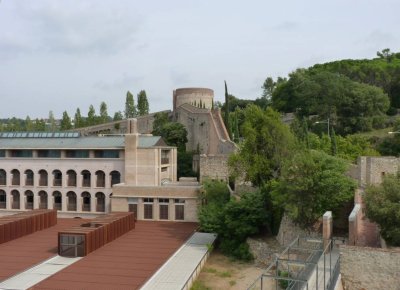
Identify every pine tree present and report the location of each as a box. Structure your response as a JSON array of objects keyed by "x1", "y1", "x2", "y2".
[
  {"x1": 100, "y1": 102, "x2": 109, "y2": 123},
  {"x1": 74, "y1": 108, "x2": 83, "y2": 128},
  {"x1": 48, "y1": 111, "x2": 57, "y2": 131},
  {"x1": 125, "y1": 91, "x2": 137, "y2": 118},
  {"x1": 224, "y1": 81, "x2": 232, "y2": 139},
  {"x1": 60, "y1": 111, "x2": 72, "y2": 130},
  {"x1": 137, "y1": 90, "x2": 149, "y2": 116},
  {"x1": 87, "y1": 105, "x2": 96, "y2": 126}
]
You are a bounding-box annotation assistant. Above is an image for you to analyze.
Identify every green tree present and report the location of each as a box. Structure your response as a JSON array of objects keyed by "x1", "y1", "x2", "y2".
[
  {"x1": 365, "y1": 172, "x2": 400, "y2": 246},
  {"x1": 158, "y1": 122, "x2": 188, "y2": 152},
  {"x1": 224, "y1": 81, "x2": 232, "y2": 139},
  {"x1": 113, "y1": 111, "x2": 123, "y2": 130},
  {"x1": 60, "y1": 111, "x2": 72, "y2": 130},
  {"x1": 74, "y1": 108, "x2": 83, "y2": 128},
  {"x1": 152, "y1": 112, "x2": 170, "y2": 136},
  {"x1": 34, "y1": 119, "x2": 46, "y2": 131},
  {"x1": 48, "y1": 111, "x2": 57, "y2": 131},
  {"x1": 99, "y1": 102, "x2": 109, "y2": 124},
  {"x1": 125, "y1": 91, "x2": 137, "y2": 118},
  {"x1": 229, "y1": 105, "x2": 296, "y2": 186},
  {"x1": 137, "y1": 90, "x2": 150, "y2": 116},
  {"x1": 25, "y1": 116, "x2": 34, "y2": 131},
  {"x1": 272, "y1": 150, "x2": 356, "y2": 227},
  {"x1": 198, "y1": 180, "x2": 269, "y2": 260},
  {"x1": 87, "y1": 105, "x2": 96, "y2": 126}
]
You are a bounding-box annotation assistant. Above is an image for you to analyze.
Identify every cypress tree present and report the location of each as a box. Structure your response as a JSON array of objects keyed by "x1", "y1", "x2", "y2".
[{"x1": 224, "y1": 81, "x2": 232, "y2": 139}]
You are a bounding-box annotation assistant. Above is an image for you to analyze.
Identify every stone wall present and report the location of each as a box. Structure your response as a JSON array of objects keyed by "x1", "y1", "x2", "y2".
[
  {"x1": 247, "y1": 237, "x2": 283, "y2": 266},
  {"x1": 199, "y1": 154, "x2": 229, "y2": 182},
  {"x1": 357, "y1": 156, "x2": 400, "y2": 186},
  {"x1": 276, "y1": 214, "x2": 321, "y2": 246},
  {"x1": 340, "y1": 245, "x2": 400, "y2": 290}
]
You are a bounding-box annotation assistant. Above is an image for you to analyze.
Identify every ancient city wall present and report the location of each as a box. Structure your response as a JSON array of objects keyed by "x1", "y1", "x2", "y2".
[
  {"x1": 340, "y1": 245, "x2": 400, "y2": 290},
  {"x1": 276, "y1": 214, "x2": 321, "y2": 246},
  {"x1": 357, "y1": 156, "x2": 400, "y2": 186},
  {"x1": 199, "y1": 154, "x2": 229, "y2": 182},
  {"x1": 173, "y1": 88, "x2": 214, "y2": 111}
]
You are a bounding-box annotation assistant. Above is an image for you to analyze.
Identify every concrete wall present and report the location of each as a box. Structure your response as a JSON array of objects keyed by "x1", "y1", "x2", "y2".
[
  {"x1": 111, "y1": 183, "x2": 200, "y2": 222},
  {"x1": 340, "y1": 245, "x2": 400, "y2": 290}
]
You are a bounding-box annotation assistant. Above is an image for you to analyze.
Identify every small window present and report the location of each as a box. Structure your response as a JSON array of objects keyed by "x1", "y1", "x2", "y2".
[
  {"x1": 0, "y1": 150, "x2": 5, "y2": 158},
  {"x1": 94, "y1": 150, "x2": 120, "y2": 158},
  {"x1": 174, "y1": 199, "x2": 185, "y2": 204},
  {"x1": 10, "y1": 150, "x2": 33, "y2": 158},
  {"x1": 161, "y1": 167, "x2": 168, "y2": 172},
  {"x1": 38, "y1": 150, "x2": 61, "y2": 158},
  {"x1": 143, "y1": 198, "x2": 154, "y2": 203},
  {"x1": 65, "y1": 150, "x2": 89, "y2": 158},
  {"x1": 175, "y1": 204, "x2": 184, "y2": 220},
  {"x1": 159, "y1": 198, "x2": 169, "y2": 203}
]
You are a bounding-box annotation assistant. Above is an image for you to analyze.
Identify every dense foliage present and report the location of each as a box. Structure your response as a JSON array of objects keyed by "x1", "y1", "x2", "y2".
[
  {"x1": 271, "y1": 69, "x2": 390, "y2": 134},
  {"x1": 199, "y1": 180, "x2": 268, "y2": 260},
  {"x1": 229, "y1": 105, "x2": 295, "y2": 186},
  {"x1": 271, "y1": 150, "x2": 356, "y2": 227},
  {"x1": 365, "y1": 173, "x2": 400, "y2": 246}
]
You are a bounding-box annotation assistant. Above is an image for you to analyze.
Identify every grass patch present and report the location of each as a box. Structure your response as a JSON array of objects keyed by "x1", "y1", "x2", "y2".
[
  {"x1": 190, "y1": 281, "x2": 211, "y2": 290},
  {"x1": 229, "y1": 280, "x2": 236, "y2": 286},
  {"x1": 217, "y1": 271, "x2": 232, "y2": 278},
  {"x1": 203, "y1": 267, "x2": 217, "y2": 274}
]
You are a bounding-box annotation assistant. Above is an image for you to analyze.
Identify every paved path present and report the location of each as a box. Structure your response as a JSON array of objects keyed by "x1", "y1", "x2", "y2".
[
  {"x1": 141, "y1": 232, "x2": 217, "y2": 290},
  {"x1": 0, "y1": 256, "x2": 81, "y2": 290}
]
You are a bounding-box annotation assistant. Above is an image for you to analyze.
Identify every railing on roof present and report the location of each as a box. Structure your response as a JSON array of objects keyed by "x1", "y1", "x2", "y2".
[{"x1": 0, "y1": 132, "x2": 80, "y2": 138}]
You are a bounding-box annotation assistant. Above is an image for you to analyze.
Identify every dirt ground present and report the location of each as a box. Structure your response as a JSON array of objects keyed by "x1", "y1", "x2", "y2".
[{"x1": 192, "y1": 250, "x2": 266, "y2": 290}]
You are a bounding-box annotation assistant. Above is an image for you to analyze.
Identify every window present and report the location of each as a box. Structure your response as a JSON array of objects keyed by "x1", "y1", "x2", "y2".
[
  {"x1": 161, "y1": 150, "x2": 170, "y2": 164},
  {"x1": 37, "y1": 150, "x2": 61, "y2": 158},
  {"x1": 143, "y1": 198, "x2": 154, "y2": 219},
  {"x1": 161, "y1": 167, "x2": 168, "y2": 172},
  {"x1": 0, "y1": 150, "x2": 5, "y2": 158},
  {"x1": 59, "y1": 234, "x2": 85, "y2": 257},
  {"x1": 10, "y1": 150, "x2": 32, "y2": 158},
  {"x1": 159, "y1": 198, "x2": 169, "y2": 220},
  {"x1": 175, "y1": 199, "x2": 185, "y2": 220},
  {"x1": 65, "y1": 150, "x2": 89, "y2": 158},
  {"x1": 129, "y1": 204, "x2": 138, "y2": 219},
  {"x1": 94, "y1": 150, "x2": 120, "y2": 158}
]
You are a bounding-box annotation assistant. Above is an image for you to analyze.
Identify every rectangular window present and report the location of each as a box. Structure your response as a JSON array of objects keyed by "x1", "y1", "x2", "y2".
[
  {"x1": 10, "y1": 150, "x2": 32, "y2": 158},
  {"x1": 143, "y1": 198, "x2": 154, "y2": 219},
  {"x1": 174, "y1": 199, "x2": 185, "y2": 220},
  {"x1": 144, "y1": 204, "x2": 153, "y2": 219},
  {"x1": 129, "y1": 204, "x2": 138, "y2": 219},
  {"x1": 161, "y1": 150, "x2": 170, "y2": 164},
  {"x1": 59, "y1": 234, "x2": 85, "y2": 257},
  {"x1": 161, "y1": 167, "x2": 168, "y2": 172},
  {"x1": 37, "y1": 150, "x2": 61, "y2": 158},
  {"x1": 159, "y1": 198, "x2": 169, "y2": 220},
  {"x1": 0, "y1": 150, "x2": 5, "y2": 158},
  {"x1": 94, "y1": 150, "x2": 120, "y2": 158},
  {"x1": 65, "y1": 150, "x2": 89, "y2": 158}
]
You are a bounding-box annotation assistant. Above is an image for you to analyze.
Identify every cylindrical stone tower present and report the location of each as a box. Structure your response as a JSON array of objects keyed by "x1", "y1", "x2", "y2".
[{"x1": 173, "y1": 88, "x2": 214, "y2": 111}]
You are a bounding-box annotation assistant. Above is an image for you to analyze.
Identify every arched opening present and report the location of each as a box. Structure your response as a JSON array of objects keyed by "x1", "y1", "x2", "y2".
[
  {"x1": 38, "y1": 169, "x2": 48, "y2": 186},
  {"x1": 67, "y1": 191, "x2": 77, "y2": 211},
  {"x1": 0, "y1": 189, "x2": 6, "y2": 209},
  {"x1": 95, "y1": 192, "x2": 105, "y2": 212},
  {"x1": 81, "y1": 170, "x2": 91, "y2": 187},
  {"x1": 11, "y1": 190, "x2": 20, "y2": 209},
  {"x1": 53, "y1": 191, "x2": 62, "y2": 210},
  {"x1": 67, "y1": 170, "x2": 77, "y2": 187},
  {"x1": 38, "y1": 191, "x2": 48, "y2": 209},
  {"x1": 81, "y1": 192, "x2": 91, "y2": 212},
  {"x1": 52, "y1": 170, "x2": 62, "y2": 187},
  {"x1": 110, "y1": 171, "x2": 121, "y2": 186},
  {"x1": 11, "y1": 169, "x2": 20, "y2": 186},
  {"x1": 25, "y1": 190, "x2": 34, "y2": 209},
  {"x1": 25, "y1": 169, "x2": 34, "y2": 186},
  {"x1": 0, "y1": 169, "x2": 6, "y2": 186},
  {"x1": 95, "y1": 171, "x2": 105, "y2": 187}
]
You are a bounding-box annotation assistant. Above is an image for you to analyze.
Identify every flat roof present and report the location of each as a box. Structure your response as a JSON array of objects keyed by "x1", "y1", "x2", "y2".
[
  {"x1": 0, "y1": 135, "x2": 165, "y2": 149},
  {"x1": 29, "y1": 221, "x2": 198, "y2": 290},
  {"x1": 0, "y1": 218, "x2": 88, "y2": 281}
]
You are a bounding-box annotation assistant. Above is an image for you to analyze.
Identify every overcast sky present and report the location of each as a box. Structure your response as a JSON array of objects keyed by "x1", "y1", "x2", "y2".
[{"x1": 0, "y1": 0, "x2": 399, "y2": 119}]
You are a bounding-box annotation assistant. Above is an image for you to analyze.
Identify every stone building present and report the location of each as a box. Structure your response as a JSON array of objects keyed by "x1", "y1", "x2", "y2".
[
  {"x1": 0, "y1": 119, "x2": 201, "y2": 222},
  {"x1": 72, "y1": 87, "x2": 236, "y2": 182}
]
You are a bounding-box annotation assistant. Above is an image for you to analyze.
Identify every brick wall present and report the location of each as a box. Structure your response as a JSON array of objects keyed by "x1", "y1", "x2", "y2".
[{"x1": 340, "y1": 245, "x2": 400, "y2": 290}]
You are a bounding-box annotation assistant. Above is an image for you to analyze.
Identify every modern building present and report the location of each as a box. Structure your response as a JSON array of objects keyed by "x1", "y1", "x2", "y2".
[{"x1": 0, "y1": 119, "x2": 201, "y2": 222}]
